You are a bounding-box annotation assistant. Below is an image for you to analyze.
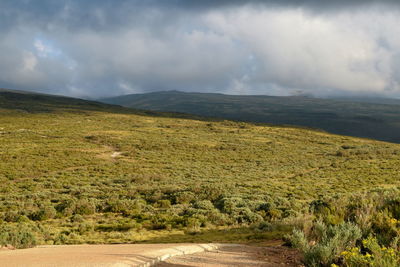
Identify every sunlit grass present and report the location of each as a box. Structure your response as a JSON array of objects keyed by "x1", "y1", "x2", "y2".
[{"x1": 1, "y1": 93, "x2": 400, "y2": 245}]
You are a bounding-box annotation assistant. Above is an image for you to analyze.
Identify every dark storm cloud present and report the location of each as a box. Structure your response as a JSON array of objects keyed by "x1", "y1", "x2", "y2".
[
  {"x1": 0, "y1": 0, "x2": 142, "y2": 31},
  {"x1": 1, "y1": 0, "x2": 398, "y2": 29},
  {"x1": 0, "y1": 0, "x2": 397, "y2": 32},
  {"x1": 171, "y1": 0, "x2": 400, "y2": 8}
]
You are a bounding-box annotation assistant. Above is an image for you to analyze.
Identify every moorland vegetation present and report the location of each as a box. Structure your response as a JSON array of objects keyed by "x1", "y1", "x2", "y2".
[{"x1": 1, "y1": 90, "x2": 400, "y2": 266}]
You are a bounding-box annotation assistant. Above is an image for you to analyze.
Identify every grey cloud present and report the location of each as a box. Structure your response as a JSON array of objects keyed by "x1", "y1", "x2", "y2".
[
  {"x1": 1, "y1": 0, "x2": 399, "y2": 31},
  {"x1": 170, "y1": 0, "x2": 400, "y2": 8},
  {"x1": 1, "y1": 1, "x2": 400, "y2": 98}
]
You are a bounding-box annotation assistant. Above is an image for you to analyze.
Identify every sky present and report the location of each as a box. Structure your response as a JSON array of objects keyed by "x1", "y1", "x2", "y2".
[{"x1": 1, "y1": 0, "x2": 400, "y2": 98}]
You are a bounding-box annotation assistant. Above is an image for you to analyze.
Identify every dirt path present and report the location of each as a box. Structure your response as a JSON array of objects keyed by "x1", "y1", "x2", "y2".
[
  {"x1": 0, "y1": 244, "x2": 208, "y2": 267},
  {"x1": 157, "y1": 244, "x2": 302, "y2": 267},
  {"x1": 0, "y1": 243, "x2": 301, "y2": 267}
]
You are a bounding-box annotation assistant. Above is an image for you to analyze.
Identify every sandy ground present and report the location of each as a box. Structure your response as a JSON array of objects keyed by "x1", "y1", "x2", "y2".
[
  {"x1": 157, "y1": 244, "x2": 302, "y2": 267},
  {"x1": 0, "y1": 243, "x2": 302, "y2": 267},
  {"x1": 0, "y1": 244, "x2": 195, "y2": 267}
]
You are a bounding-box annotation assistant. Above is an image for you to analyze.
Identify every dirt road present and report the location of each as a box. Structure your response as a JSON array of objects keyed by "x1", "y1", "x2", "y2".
[
  {"x1": 0, "y1": 244, "x2": 214, "y2": 267},
  {"x1": 0, "y1": 243, "x2": 301, "y2": 267}
]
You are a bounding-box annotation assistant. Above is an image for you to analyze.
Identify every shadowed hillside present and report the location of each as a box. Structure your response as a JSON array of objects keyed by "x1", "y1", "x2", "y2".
[
  {"x1": 0, "y1": 88, "x2": 125, "y2": 113},
  {"x1": 101, "y1": 91, "x2": 400, "y2": 143}
]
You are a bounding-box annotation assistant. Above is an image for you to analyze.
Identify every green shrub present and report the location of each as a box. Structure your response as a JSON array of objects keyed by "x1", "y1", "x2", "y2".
[
  {"x1": 288, "y1": 221, "x2": 362, "y2": 267},
  {"x1": 193, "y1": 200, "x2": 215, "y2": 210},
  {"x1": 0, "y1": 224, "x2": 37, "y2": 249},
  {"x1": 55, "y1": 199, "x2": 76, "y2": 217},
  {"x1": 3, "y1": 211, "x2": 20, "y2": 222},
  {"x1": 185, "y1": 218, "x2": 201, "y2": 234},
  {"x1": 75, "y1": 199, "x2": 96, "y2": 215},
  {"x1": 30, "y1": 205, "x2": 56, "y2": 221},
  {"x1": 53, "y1": 233, "x2": 68, "y2": 245},
  {"x1": 156, "y1": 200, "x2": 171, "y2": 209},
  {"x1": 78, "y1": 222, "x2": 94, "y2": 234},
  {"x1": 70, "y1": 214, "x2": 85, "y2": 223},
  {"x1": 174, "y1": 191, "x2": 196, "y2": 204}
]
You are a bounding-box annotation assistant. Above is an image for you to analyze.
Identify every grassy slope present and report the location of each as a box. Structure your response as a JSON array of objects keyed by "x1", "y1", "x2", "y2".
[
  {"x1": 101, "y1": 91, "x2": 400, "y2": 143},
  {"x1": 1, "y1": 90, "x2": 400, "y2": 244}
]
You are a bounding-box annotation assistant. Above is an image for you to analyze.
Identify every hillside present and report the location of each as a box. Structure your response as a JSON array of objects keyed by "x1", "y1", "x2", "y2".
[
  {"x1": 0, "y1": 88, "x2": 125, "y2": 113},
  {"x1": 1, "y1": 89, "x2": 400, "y2": 246},
  {"x1": 100, "y1": 91, "x2": 400, "y2": 143}
]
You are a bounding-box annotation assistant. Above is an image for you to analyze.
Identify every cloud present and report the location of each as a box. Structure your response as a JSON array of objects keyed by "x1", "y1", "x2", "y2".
[
  {"x1": 205, "y1": 7, "x2": 400, "y2": 96},
  {"x1": 54, "y1": 27, "x2": 245, "y2": 97},
  {"x1": 171, "y1": 0, "x2": 400, "y2": 9},
  {"x1": 1, "y1": 1, "x2": 399, "y2": 32},
  {"x1": 0, "y1": 1, "x2": 400, "y2": 98}
]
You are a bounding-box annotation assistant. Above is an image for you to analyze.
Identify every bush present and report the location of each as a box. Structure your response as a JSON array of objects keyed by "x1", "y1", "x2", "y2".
[
  {"x1": 30, "y1": 205, "x2": 56, "y2": 221},
  {"x1": 0, "y1": 224, "x2": 37, "y2": 249},
  {"x1": 78, "y1": 222, "x2": 94, "y2": 234},
  {"x1": 75, "y1": 199, "x2": 96, "y2": 215},
  {"x1": 217, "y1": 197, "x2": 246, "y2": 214},
  {"x1": 255, "y1": 221, "x2": 273, "y2": 231},
  {"x1": 185, "y1": 218, "x2": 201, "y2": 234},
  {"x1": 288, "y1": 220, "x2": 362, "y2": 267},
  {"x1": 341, "y1": 236, "x2": 400, "y2": 267},
  {"x1": 3, "y1": 211, "x2": 20, "y2": 222},
  {"x1": 53, "y1": 233, "x2": 68, "y2": 245},
  {"x1": 55, "y1": 199, "x2": 76, "y2": 217},
  {"x1": 156, "y1": 200, "x2": 171, "y2": 209},
  {"x1": 174, "y1": 191, "x2": 196, "y2": 204},
  {"x1": 235, "y1": 208, "x2": 263, "y2": 224},
  {"x1": 371, "y1": 211, "x2": 399, "y2": 245},
  {"x1": 193, "y1": 200, "x2": 215, "y2": 210}
]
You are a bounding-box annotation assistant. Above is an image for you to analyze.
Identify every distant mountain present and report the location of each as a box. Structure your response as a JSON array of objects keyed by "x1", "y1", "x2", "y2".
[{"x1": 101, "y1": 91, "x2": 400, "y2": 143}]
